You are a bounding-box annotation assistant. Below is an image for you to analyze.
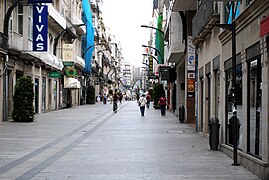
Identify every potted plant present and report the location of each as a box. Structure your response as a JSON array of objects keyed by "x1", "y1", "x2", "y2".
[{"x1": 12, "y1": 77, "x2": 35, "y2": 122}]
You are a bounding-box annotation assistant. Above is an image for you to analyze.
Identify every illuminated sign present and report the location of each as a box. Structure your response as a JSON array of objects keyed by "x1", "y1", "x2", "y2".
[
  {"x1": 28, "y1": 0, "x2": 52, "y2": 3},
  {"x1": 33, "y1": 5, "x2": 48, "y2": 51}
]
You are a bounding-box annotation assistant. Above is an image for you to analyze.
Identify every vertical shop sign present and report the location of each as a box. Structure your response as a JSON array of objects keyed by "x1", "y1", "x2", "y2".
[
  {"x1": 187, "y1": 36, "x2": 195, "y2": 71},
  {"x1": 149, "y1": 57, "x2": 154, "y2": 77},
  {"x1": 33, "y1": 5, "x2": 48, "y2": 51}
]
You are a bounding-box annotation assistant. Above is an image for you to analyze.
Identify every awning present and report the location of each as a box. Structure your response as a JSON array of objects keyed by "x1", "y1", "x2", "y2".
[{"x1": 64, "y1": 77, "x2": 81, "y2": 89}]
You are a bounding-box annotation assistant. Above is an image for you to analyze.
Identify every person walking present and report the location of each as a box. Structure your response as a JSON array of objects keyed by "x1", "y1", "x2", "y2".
[
  {"x1": 138, "y1": 94, "x2": 147, "y2": 116},
  {"x1": 146, "y1": 93, "x2": 151, "y2": 108},
  {"x1": 112, "y1": 93, "x2": 119, "y2": 113},
  {"x1": 158, "y1": 94, "x2": 167, "y2": 116}
]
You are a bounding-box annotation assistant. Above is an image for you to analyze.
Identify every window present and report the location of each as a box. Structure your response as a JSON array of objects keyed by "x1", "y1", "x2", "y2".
[
  {"x1": 18, "y1": 5, "x2": 23, "y2": 35},
  {"x1": 8, "y1": 4, "x2": 13, "y2": 32},
  {"x1": 224, "y1": 2, "x2": 241, "y2": 24},
  {"x1": 28, "y1": 6, "x2": 33, "y2": 40},
  {"x1": 247, "y1": 57, "x2": 262, "y2": 158},
  {"x1": 225, "y1": 64, "x2": 242, "y2": 149}
]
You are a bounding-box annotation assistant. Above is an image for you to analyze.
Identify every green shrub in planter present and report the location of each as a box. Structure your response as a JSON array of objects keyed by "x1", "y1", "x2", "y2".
[
  {"x1": 12, "y1": 77, "x2": 35, "y2": 122},
  {"x1": 86, "y1": 85, "x2": 95, "y2": 104},
  {"x1": 153, "y1": 83, "x2": 165, "y2": 109}
]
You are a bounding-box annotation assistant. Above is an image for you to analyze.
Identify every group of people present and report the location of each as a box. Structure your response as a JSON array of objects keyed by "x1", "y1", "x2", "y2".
[
  {"x1": 137, "y1": 93, "x2": 166, "y2": 117},
  {"x1": 97, "y1": 93, "x2": 124, "y2": 105}
]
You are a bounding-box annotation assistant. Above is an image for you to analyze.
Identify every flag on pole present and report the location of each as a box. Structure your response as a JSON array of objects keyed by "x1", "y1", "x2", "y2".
[
  {"x1": 155, "y1": 14, "x2": 164, "y2": 64},
  {"x1": 82, "y1": 0, "x2": 94, "y2": 73}
]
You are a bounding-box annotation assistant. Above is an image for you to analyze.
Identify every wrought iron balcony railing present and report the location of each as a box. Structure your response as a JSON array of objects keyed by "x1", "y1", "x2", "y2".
[{"x1": 192, "y1": 1, "x2": 220, "y2": 45}]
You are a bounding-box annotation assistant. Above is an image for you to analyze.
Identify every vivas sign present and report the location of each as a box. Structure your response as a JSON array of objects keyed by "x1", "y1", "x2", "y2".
[
  {"x1": 33, "y1": 5, "x2": 48, "y2": 51},
  {"x1": 28, "y1": 0, "x2": 53, "y2": 3}
]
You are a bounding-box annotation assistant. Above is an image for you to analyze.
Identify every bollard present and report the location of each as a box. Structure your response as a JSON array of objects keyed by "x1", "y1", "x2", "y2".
[
  {"x1": 178, "y1": 104, "x2": 184, "y2": 123},
  {"x1": 208, "y1": 117, "x2": 220, "y2": 150},
  {"x1": 229, "y1": 114, "x2": 240, "y2": 166}
]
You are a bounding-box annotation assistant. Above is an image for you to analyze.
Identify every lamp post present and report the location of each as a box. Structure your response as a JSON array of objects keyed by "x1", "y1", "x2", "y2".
[
  {"x1": 142, "y1": 45, "x2": 163, "y2": 63},
  {"x1": 200, "y1": 0, "x2": 239, "y2": 166},
  {"x1": 2, "y1": 0, "x2": 21, "y2": 121},
  {"x1": 141, "y1": 25, "x2": 164, "y2": 64},
  {"x1": 141, "y1": 25, "x2": 164, "y2": 35},
  {"x1": 142, "y1": 53, "x2": 159, "y2": 64}
]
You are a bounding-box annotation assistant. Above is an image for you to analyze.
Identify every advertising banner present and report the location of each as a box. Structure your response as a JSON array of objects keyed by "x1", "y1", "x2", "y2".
[{"x1": 33, "y1": 5, "x2": 48, "y2": 51}]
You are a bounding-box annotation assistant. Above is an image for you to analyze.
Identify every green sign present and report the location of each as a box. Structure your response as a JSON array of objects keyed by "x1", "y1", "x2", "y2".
[
  {"x1": 63, "y1": 61, "x2": 74, "y2": 66},
  {"x1": 49, "y1": 71, "x2": 61, "y2": 78}
]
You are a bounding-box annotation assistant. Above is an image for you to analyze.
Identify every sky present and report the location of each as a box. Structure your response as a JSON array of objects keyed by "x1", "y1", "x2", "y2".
[{"x1": 102, "y1": 0, "x2": 153, "y2": 67}]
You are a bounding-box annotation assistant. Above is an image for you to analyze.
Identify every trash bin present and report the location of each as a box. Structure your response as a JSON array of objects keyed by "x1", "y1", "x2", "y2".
[
  {"x1": 208, "y1": 117, "x2": 220, "y2": 150},
  {"x1": 228, "y1": 116, "x2": 240, "y2": 145},
  {"x1": 178, "y1": 104, "x2": 184, "y2": 123}
]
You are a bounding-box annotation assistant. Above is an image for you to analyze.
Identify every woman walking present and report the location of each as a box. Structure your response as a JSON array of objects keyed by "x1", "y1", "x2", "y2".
[
  {"x1": 138, "y1": 94, "x2": 147, "y2": 116},
  {"x1": 158, "y1": 94, "x2": 166, "y2": 116}
]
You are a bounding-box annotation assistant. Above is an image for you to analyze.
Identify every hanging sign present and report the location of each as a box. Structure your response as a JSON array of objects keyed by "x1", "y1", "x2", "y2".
[
  {"x1": 33, "y1": 5, "x2": 48, "y2": 51},
  {"x1": 149, "y1": 57, "x2": 154, "y2": 77},
  {"x1": 62, "y1": 44, "x2": 73, "y2": 61}
]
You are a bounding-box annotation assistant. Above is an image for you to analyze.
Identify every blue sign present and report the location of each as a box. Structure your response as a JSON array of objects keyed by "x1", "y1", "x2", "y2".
[
  {"x1": 28, "y1": 0, "x2": 52, "y2": 3},
  {"x1": 33, "y1": 5, "x2": 48, "y2": 51}
]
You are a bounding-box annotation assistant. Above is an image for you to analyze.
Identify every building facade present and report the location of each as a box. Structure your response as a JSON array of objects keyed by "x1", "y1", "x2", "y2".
[
  {"x1": 151, "y1": 0, "x2": 268, "y2": 178},
  {"x1": 193, "y1": 0, "x2": 269, "y2": 179}
]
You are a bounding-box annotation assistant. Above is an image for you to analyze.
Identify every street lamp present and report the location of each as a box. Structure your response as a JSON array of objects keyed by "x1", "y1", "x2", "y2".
[
  {"x1": 142, "y1": 53, "x2": 158, "y2": 64},
  {"x1": 141, "y1": 25, "x2": 164, "y2": 35},
  {"x1": 2, "y1": 0, "x2": 21, "y2": 121},
  {"x1": 142, "y1": 45, "x2": 163, "y2": 62}
]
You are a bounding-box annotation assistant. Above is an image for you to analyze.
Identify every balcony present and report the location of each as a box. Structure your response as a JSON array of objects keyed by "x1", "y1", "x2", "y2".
[
  {"x1": 8, "y1": 31, "x2": 23, "y2": 52},
  {"x1": 165, "y1": 12, "x2": 185, "y2": 63},
  {"x1": 74, "y1": 55, "x2": 85, "y2": 69},
  {"x1": 192, "y1": 1, "x2": 220, "y2": 46},
  {"x1": 48, "y1": 4, "x2": 66, "y2": 32},
  {"x1": 171, "y1": 0, "x2": 196, "y2": 11}
]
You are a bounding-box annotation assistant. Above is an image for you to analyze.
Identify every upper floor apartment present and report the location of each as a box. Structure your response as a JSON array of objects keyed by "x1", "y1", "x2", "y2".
[
  {"x1": 0, "y1": 0, "x2": 87, "y2": 70},
  {"x1": 192, "y1": 0, "x2": 258, "y2": 46},
  {"x1": 162, "y1": 0, "x2": 196, "y2": 64}
]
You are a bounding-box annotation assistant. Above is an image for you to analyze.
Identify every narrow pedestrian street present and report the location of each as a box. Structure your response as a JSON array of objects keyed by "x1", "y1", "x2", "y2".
[{"x1": 0, "y1": 101, "x2": 259, "y2": 180}]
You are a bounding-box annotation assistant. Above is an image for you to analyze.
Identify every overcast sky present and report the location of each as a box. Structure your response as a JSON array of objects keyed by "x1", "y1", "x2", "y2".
[{"x1": 102, "y1": 0, "x2": 153, "y2": 67}]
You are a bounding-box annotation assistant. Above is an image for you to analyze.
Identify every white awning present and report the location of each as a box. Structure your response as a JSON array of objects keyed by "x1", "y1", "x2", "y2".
[{"x1": 64, "y1": 77, "x2": 81, "y2": 89}]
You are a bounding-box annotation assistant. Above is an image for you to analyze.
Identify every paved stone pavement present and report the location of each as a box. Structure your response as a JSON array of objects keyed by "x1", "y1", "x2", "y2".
[{"x1": 0, "y1": 101, "x2": 259, "y2": 180}]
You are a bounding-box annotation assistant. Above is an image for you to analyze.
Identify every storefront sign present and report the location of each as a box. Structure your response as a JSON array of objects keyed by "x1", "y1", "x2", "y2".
[
  {"x1": 63, "y1": 61, "x2": 74, "y2": 66},
  {"x1": 63, "y1": 44, "x2": 74, "y2": 61},
  {"x1": 33, "y1": 5, "x2": 48, "y2": 51},
  {"x1": 187, "y1": 79, "x2": 195, "y2": 97},
  {"x1": 260, "y1": 16, "x2": 269, "y2": 37},
  {"x1": 187, "y1": 36, "x2": 195, "y2": 71},
  {"x1": 49, "y1": 71, "x2": 61, "y2": 78}
]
